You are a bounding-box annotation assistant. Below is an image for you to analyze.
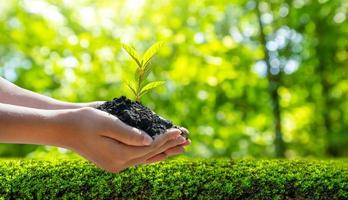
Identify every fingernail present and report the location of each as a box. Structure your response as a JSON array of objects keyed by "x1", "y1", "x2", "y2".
[
  {"x1": 166, "y1": 128, "x2": 180, "y2": 134},
  {"x1": 168, "y1": 129, "x2": 181, "y2": 138},
  {"x1": 177, "y1": 136, "x2": 185, "y2": 143},
  {"x1": 143, "y1": 134, "x2": 153, "y2": 145}
]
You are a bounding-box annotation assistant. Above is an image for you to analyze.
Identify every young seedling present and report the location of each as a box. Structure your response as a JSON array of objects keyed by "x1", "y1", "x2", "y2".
[
  {"x1": 122, "y1": 42, "x2": 165, "y2": 102},
  {"x1": 98, "y1": 42, "x2": 189, "y2": 140}
]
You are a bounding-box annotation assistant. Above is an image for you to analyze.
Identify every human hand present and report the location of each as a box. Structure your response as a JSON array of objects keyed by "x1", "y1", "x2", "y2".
[
  {"x1": 119, "y1": 129, "x2": 191, "y2": 171},
  {"x1": 78, "y1": 101, "x2": 191, "y2": 165},
  {"x1": 134, "y1": 128, "x2": 191, "y2": 165},
  {"x1": 57, "y1": 107, "x2": 190, "y2": 172}
]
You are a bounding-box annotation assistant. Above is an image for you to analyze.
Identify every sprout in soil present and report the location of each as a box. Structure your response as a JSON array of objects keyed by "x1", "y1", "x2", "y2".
[
  {"x1": 97, "y1": 42, "x2": 189, "y2": 139},
  {"x1": 122, "y1": 42, "x2": 165, "y2": 102}
]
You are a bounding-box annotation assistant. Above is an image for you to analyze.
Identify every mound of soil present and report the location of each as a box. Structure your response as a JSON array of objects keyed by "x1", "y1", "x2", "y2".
[{"x1": 97, "y1": 96, "x2": 188, "y2": 139}]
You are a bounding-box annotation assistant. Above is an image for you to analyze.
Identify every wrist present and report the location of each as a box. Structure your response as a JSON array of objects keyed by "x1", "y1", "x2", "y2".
[
  {"x1": 0, "y1": 104, "x2": 76, "y2": 148},
  {"x1": 43, "y1": 109, "x2": 83, "y2": 149}
]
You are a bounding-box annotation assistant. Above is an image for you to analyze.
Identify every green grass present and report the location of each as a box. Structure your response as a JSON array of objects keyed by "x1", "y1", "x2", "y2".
[{"x1": 0, "y1": 159, "x2": 347, "y2": 199}]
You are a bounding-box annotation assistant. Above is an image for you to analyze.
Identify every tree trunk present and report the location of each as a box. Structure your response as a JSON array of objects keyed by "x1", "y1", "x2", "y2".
[
  {"x1": 314, "y1": 23, "x2": 337, "y2": 157},
  {"x1": 255, "y1": 0, "x2": 285, "y2": 157}
]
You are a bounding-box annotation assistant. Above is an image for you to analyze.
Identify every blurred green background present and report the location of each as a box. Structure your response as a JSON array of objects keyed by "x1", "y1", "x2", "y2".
[{"x1": 0, "y1": 0, "x2": 347, "y2": 159}]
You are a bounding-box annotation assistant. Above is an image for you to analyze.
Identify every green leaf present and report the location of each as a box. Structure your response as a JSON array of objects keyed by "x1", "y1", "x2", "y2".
[
  {"x1": 142, "y1": 42, "x2": 164, "y2": 67},
  {"x1": 126, "y1": 82, "x2": 138, "y2": 97},
  {"x1": 139, "y1": 81, "x2": 165, "y2": 96},
  {"x1": 143, "y1": 64, "x2": 152, "y2": 79},
  {"x1": 122, "y1": 43, "x2": 142, "y2": 67}
]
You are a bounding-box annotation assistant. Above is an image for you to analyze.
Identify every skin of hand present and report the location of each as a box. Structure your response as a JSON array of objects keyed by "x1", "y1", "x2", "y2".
[
  {"x1": 62, "y1": 107, "x2": 191, "y2": 172},
  {"x1": 0, "y1": 77, "x2": 191, "y2": 171},
  {"x1": 0, "y1": 103, "x2": 190, "y2": 173}
]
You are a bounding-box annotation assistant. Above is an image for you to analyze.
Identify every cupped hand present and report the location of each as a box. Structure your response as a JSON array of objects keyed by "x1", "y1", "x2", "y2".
[
  {"x1": 123, "y1": 129, "x2": 191, "y2": 169},
  {"x1": 60, "y1": 107, "x2": 190, "y2": 173}
]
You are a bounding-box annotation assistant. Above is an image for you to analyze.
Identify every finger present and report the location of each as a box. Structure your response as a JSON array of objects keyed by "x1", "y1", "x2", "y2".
[
  {"x1": 145, "y1": 153, "x2": 167, "y2": 164},
  {"x1": 178, "y1": 127, "x2": 189, "y2": 139},
  {"x1": 123, "y1": 128, "x2": 182, "y2": 160},
  {"x1": 149, "y1": 135, "x2": 186, "y2": 157},
  {"x1": 164, "y1": 146, "x2": 185, "y2": 156},
  {"x1": 125, "y1": 152, "x2": 167, "y2": 167},
  {"x1": 181, "y1": 139, "x2": 191, "y2": 146},
  {"x1": 105, "y1": 117, "x2": 153, "y2": 146},
  {"x1": 152, "y1": 129, "x2": 182, "y2": 148},
  {"x1": 180, "y1": 127, "x2": 189, "y2": 134},
  {"x1": 129, "y1": 143, "x2": 185, "y2": 167}
]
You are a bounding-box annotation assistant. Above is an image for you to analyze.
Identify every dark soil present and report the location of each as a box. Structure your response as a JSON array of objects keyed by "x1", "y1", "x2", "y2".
[{"x1": 97, "y1": 96, "x2": 188, "y2": 139}]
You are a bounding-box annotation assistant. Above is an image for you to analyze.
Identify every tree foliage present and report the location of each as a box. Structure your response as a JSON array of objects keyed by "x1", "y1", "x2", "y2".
[{"x1": 0, "y1": 0, "x2": 347, "y2": 158}]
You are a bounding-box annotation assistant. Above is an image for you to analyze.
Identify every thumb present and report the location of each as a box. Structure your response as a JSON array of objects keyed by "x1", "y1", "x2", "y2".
[{"x1": 106, "y1": 118, "x2": 153, "y2": 146}]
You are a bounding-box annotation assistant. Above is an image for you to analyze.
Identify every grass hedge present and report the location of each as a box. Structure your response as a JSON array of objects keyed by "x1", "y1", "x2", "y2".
[{"x1": 0, "y1": 159, "x2": 347, "y2": 199}]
